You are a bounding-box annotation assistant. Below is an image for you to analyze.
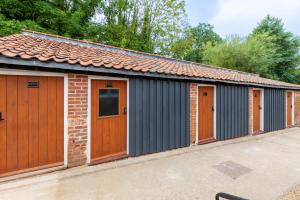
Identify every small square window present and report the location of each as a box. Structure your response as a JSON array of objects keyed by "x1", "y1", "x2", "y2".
[{"x1": 99, "y1": 89, "x2": 119, "y2": 117}]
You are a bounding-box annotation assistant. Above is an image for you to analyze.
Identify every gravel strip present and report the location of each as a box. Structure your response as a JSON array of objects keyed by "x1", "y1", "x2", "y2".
[{"x1": 280, "y1": 186, "x2": 300, "y2": 200}]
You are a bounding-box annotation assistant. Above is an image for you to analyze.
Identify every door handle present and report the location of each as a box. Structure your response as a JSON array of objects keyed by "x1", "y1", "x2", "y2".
[
  {"x1": 212, "y1": 106, "x2": 215, "y2": 112},
  {"x1": 0, "y1": 112, "x2": 4, "y2": 121},
  {"x1": 259, "y1": 106, "x2": 262, "y2": 110},
  {"x1": 123, "y1": 107, "x2": 127, "y2": 115}
]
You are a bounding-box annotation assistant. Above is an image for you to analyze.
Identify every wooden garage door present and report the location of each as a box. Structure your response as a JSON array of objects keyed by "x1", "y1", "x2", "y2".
[
  {"x1": 91, "y1": 80, "x2": 127, "y2": 164},
  {"x1": 286, "y1": 92, "x2": 293, "y2": 127},
  {"x1": 198, "y1": 86, "x2": 215, "y2": 144},
  {"x1": 253, "y1": 90, "x2": 261, "y2": 133},
  {"x1": 0, "y1": 75, "x2": 64, "y2": 177},
  {"x1": 295, "y1": 92, "x2": 300, "y2": 126}
]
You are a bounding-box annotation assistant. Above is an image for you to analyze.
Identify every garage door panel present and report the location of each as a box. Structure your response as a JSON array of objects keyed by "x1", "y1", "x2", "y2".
[
  {"x1": 38, "y1": 77, "x2": 48, "y2": 165},
  {"x1": 47, "y1": 77, "x2": 57, "y2": 164},
  {"x1": 17, "y1": 77, "x2": 29, "y2": 170},
  {"x1": 6, "y1": 76, "x2": 18, "y2": 172},
  {"x1": 28, "y1": 79, "x2": 39, "y2": 168},
  {"x1": 0, "y1": 75, "x2": 64, "y2": 177}
]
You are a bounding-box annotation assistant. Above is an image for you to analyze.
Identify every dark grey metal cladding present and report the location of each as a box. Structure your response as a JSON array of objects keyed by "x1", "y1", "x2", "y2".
[
  {"x1": 264, "y1": 88, "x2": 285, "y2": 132},
  {"x1": 129, "y1": 78, "x2": 190, "y2": 156},
  {"x1": 216, "y1": 84, "x2": 249, "y2": 140}
]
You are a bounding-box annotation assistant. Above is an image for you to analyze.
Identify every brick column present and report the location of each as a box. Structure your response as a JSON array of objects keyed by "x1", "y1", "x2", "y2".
[
  {"x1": 249, "y1": 88, "x2": 253, "y2": 135},
  {"x1": 68, "y1": 74, "x2": 88, "y2": 167},
  {"x1": 190, "y1": 83, "x2": 197, "y2": 144}
]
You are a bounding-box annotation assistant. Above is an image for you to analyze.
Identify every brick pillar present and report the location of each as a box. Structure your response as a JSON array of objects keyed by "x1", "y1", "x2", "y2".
[
  {"x1": 249, "y1": 88, "x2": 253, "y2": 135},
  {"x1": 68, "y1": 74, "x2": 88, "y2": 167},
  {"x1": 190, "y1": 83, "x2": 197, "y2": 144}
]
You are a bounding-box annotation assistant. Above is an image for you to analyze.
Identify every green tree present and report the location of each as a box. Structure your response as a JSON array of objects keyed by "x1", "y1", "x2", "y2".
[
  {"x1": 170, "y1": 23, "x2": 222, "y2": 62},
  {"x1": 1, "y1": 2, "x2": 300, "y2": 84},
  {"x1": 169, "y1": 29, "x2": 195, "y2": 60},
  {"x1": 89, "y1": 0, "x2": 187, "y2": 53},
  {"x1": 186, "y1": 23, "x2": 222, "y2": 62},
  {"x1": 0, "y1": 0, "x2": 101, "y2": 38},
  {"x1": 203, "y1": 15, "x2": 300, "y2": 83},
  {"x1": 0, "y1": 14, "x2": 47, "y2": 37},
  {"x1": 90, "y1": 0, "x2": 150, "y2": 51},
  {"x1": 252, "y1": 15, "x2": 300, "y2": 83},
  {"x1": 202, "y1": 34, "x2": 276, "y2": 77}
]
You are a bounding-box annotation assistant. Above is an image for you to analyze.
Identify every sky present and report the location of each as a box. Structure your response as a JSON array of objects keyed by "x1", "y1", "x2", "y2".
[{"x1": 185, "y1": 0, "x2": 300, "y2": 37}]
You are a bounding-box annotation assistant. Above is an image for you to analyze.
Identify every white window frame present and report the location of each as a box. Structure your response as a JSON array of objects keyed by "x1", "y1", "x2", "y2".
[
  {"x1": 87, "y1": 76, "x2": 129, "y2": 164},
  {"x1": 196, "y1": 84, "x2": 217, "y2": 144},
  {"x1": 0, "y1": 68, "x2": 69, "y2": 166},
  {"x1": 252, "y1": 88, "x2": 264, "y2": 132}
]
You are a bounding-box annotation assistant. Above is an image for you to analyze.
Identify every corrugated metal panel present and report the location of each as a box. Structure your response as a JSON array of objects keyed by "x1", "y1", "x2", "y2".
[
  {"x1": 129, "y1": 78, "x2": 190, "y2": 156},
  {"x1": 216, "y1": 85, "x2": 249, "y2": 140},
  {"x1": 264, "y1": 88, "x2": 285, "y2": 132}
]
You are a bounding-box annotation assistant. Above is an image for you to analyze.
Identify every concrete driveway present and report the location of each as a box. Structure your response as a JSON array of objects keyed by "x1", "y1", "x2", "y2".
[{"x1": 1, "y1": 128, "x2": 300, "y2": 200}]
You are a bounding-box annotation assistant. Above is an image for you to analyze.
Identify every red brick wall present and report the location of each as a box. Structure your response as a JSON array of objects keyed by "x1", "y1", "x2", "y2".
[
  {"x1": 68, "y1": 74, "x2": 88, "y2": 167},
  {"x1": 190, "y1": 83, "x2": 197, "y2": 144},
  {"x1": 248, "y1": 88, "x2": 253, "y2": 135}
]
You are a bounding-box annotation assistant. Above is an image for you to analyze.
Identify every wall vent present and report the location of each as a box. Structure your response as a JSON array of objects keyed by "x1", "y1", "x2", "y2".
[{"x1": 28, "y1": 81, "x2": 39, "y2": 88}]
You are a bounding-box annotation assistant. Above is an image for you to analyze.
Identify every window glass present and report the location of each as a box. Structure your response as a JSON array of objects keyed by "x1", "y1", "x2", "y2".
[{"x1": 99, "y1": 89, "x2": 119, "y2": 117}]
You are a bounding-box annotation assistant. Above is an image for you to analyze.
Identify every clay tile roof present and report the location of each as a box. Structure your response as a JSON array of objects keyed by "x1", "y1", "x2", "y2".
[{"x1": 0, "y1": 30, "x2": 299, "y2": 89}]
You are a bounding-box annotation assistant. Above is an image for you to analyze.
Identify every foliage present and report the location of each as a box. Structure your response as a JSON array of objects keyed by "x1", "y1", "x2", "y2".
[
  {"x1": 202, "y1": 15, "x2": 300, "y2": 83},
  {"x1": 0, "y1": 0, "x2": 103, "y2": 37},
  {"x1": 0, "y1": 0, "x2": 187, "y2": 54},
  {"x1": 0, "y1": 1, "x2": 299, "y2": 84},
  {"x1": 88, "y1": 0, "x2": 156, "y2": 52},
  {"x1": 0, "y1": 14, "x2": 47, "y2": 37},
  {"x1": 186, "y1": 23, "x2": 222, "y2": 62},
  {"x1": 252, "y1": 15, "x2": 300, "y2": 83},
  {"x1": 169, "y1": 29, "x2": 195, "y2": 60},
  {"x1": 170, "y1": 23, "x2": 222, "y2": 62},
  {"x1": 203, "y1": 34, "x2": 276, "y2": 77}
]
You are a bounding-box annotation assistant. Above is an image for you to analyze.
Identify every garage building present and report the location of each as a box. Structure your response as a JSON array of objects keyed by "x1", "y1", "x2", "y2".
[{"x1": 0, "y1": 30, "x2": 299, "y2": 178}]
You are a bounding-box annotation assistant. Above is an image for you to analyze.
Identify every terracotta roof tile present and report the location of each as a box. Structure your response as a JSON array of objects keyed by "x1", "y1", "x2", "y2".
[{"x1": 0, "y1": 31, "x2": 299, "y2": 88}]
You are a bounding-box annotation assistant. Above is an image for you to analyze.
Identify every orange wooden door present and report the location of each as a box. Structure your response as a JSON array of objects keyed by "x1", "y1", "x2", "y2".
[
  {"x1": 91, "y1": 80, "x2": 127, "y2": 163},
  {"x1": 287, "y1": 92, "x2": 293, "y2": 127},
  {"x1": 253, "y1": 90, "x2": 261, "y2": 133},
  {"x1": 295, "y1": 92, "x2": 300, "y2": 126},
  {"x1": 198, "y1": 86, "x2": 214, "y2": 143},
  {"x1": 0, "y1": 75, "x2": 64, "y2": 177}
]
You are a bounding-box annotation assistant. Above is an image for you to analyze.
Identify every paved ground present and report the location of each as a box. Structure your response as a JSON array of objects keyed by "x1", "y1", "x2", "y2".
[{"x1": 0, "y1": 128, "x2": 300, "y2": 200}]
